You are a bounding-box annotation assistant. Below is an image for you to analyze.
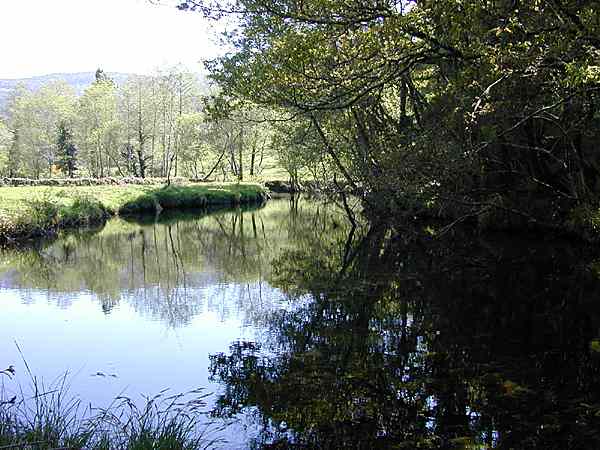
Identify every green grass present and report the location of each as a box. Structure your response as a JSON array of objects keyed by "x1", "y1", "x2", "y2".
[
  {"x1": 0, "y1": 182, "x2": 267, "y2": 245},
  {"x1": 0, "y1": 368, "x2": 221, "y2": 450}
]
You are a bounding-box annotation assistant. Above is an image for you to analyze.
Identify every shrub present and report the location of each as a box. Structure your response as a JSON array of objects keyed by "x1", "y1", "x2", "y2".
[
  {"x1": 118, "y1": 195, "x2": 161, "y2": 215},
  {"x1": 59, "y1": 196, "x2": 108, "y2": 226}
]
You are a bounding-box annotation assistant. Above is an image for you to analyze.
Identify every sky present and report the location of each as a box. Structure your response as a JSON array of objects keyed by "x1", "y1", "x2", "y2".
[{"x1": 0, "y1": 0, "x2": 223, "y2": 79}]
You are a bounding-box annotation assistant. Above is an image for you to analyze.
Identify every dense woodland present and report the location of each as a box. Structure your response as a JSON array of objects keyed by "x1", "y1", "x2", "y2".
[{"x1": 173, "y1": 0, "x2": 600, "y2": 228}]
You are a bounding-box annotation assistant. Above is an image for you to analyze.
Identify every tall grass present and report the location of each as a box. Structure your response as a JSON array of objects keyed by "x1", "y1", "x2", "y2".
[{"x1": 0, "y1": 363, "x2": 224, "y2": 450}]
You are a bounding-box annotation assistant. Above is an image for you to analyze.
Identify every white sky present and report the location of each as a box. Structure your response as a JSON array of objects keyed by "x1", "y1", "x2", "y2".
[{"x1": 0, "y1": 0, "x2": 223, "y2": 79}]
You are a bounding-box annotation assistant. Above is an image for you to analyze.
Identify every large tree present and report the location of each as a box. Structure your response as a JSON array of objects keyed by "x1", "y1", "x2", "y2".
[
  {"x1": 6, "y1": 81, "x2": 76, "y2": 178},
  {"x1": 179, "y1": 0, "x2": 600, "y2": 224},
  {"x1": 77, "y1": 76, "x2": 120, "y2": 177}
]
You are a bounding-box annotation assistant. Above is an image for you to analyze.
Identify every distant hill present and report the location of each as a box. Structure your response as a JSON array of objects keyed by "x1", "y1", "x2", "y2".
[{"x1": 0, "y1": 72, "x2": 132, "y2": 111}]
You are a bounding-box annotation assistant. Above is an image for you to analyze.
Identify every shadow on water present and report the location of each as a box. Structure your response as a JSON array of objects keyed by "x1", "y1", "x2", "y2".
[
  {"x1": 208, "y1": 223, "x2": 600, "y2": 449},
  {"x1": 2, "y1": 197, "x2": 600, "y2": 449},
  {"x1": 119, "y1": 201, "x2": 267, "y2": 226}
]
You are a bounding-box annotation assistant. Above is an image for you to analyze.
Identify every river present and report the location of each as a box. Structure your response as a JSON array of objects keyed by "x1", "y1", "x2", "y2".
[{"x1": 1, "y1": 197, "x2": 600, "y2": 449}]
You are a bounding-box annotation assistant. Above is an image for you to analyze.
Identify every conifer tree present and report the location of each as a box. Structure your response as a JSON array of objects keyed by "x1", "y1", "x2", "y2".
[{"x1": 56, "y1": 121, "x2": 78, "y2": 178}]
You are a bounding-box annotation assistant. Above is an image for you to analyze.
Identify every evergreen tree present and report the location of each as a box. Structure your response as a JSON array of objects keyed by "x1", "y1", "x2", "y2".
[
  {"x1": 95, "y1": 68, "x2": 114, "y2": 85},
  {"x1": 56, "y1": 121, "x2": 78, "y2": 178}
]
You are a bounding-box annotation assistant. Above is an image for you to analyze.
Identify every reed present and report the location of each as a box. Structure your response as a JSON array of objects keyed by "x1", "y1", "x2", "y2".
[{"x1": 0, "y1": 363, "x2": 223, "y2": 450}]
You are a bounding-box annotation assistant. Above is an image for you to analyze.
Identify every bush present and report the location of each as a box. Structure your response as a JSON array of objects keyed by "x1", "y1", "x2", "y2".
[
  {"x1": 59, "y1": 196, "x2": 108, "y2": 226},
  {"x1": 118, "y1": 194, "x2": 161, "y2": 215}
]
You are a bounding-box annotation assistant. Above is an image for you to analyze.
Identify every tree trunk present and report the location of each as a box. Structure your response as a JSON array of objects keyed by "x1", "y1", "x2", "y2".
[
  {"x1": 250, "y1": 140, "x2": 256, "y2": 177},
  {"x1": 138, "y1": 97, "x2": 146, "y2": 178},
  {"x1": 238, "y1": 128, "x2": 244, "y2": 181}
]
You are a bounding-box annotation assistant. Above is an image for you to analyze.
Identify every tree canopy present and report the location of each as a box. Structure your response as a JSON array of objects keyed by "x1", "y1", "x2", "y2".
[
  {"x1": 179, "y1": 0, "x2": 600, "y2": 225},
  {"x1": 0, "y1": 67, "x2": 286, "y2": 182}
]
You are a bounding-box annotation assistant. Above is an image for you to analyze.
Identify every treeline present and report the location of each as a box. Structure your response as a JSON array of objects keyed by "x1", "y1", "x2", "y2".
[
  {"x1": 177, "y1": 0, "x2": 600, "y2": 227},
  {"x1": 0, "y1": 68, "x2": 296, "y2": 182}
]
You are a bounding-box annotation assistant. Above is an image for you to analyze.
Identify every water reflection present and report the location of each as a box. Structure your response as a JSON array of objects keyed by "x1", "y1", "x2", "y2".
[
  {"x1": 3, "y1": 198, "x2": 599, "y2": 449},
  {"x1": 0, "y1": 197, "x2": 352, "y2": 448},
  {"x1": 0, "y1": 198, "x2": 349, "y2": 328},
  {"x1": 209, "y1": 225, "x2": 600, "y2": 449}
]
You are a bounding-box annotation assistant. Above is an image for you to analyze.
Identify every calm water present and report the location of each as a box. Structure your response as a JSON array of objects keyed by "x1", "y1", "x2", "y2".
[{"x1": 1, "y1": 197, "x2": 600, "y2": 449}]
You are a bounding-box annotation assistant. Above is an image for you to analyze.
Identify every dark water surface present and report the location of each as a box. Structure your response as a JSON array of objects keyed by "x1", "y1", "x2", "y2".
[{"x1": 1, "y1": 197, "x2": 600, "y2": 449}]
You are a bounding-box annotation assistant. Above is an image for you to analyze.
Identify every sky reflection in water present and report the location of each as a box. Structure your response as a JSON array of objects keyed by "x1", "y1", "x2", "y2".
[
  {"x1": 3, "y1": 197, "x2": 600, "y2": 449},
  {"x1": 0, "y1": 197, "x2": 329, "y2": 448}
]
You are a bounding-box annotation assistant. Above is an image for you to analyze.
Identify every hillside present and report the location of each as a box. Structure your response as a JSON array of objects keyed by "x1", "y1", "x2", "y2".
[{"x1": 0, "y1": 72, "x2": 131, "y2": 111}]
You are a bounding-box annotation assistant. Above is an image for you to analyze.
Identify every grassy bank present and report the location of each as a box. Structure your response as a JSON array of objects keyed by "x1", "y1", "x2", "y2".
[{"x1": 0, "y1": 183, "x2": 267, "y2": 245}]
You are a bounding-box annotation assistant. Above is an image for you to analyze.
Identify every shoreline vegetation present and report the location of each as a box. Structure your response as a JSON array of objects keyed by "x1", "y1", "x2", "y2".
[
  {"x1": 1, "y1": 365, "x2": 220, "y2": 450},
  {"x1": 0, "y1": 180, "x2": 268, "y2": 246}
]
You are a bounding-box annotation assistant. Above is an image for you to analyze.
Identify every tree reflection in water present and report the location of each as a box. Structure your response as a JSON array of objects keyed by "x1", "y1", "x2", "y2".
[
  {"x1": 209, "y1": 223, "x2": 600, "y2": 449},
  {"x1": 0, "y1": 197, "x2": 350, "y2": 328},
  {"x1": 2, "y1": 198, "x2": 600, "y2": 448}
]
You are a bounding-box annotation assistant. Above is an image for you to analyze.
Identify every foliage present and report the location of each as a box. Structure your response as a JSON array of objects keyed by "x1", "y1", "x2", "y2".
[
  {"x1": 178, "y1": 0, "x2": 600, "y2": 226},
  {"x1": 0, "y1": 121, "x2": 9, "y2": 176},
  {"x1": 3, "y1": 67, "x2": 287, "y2": 183},
  {"x1": 5, "y1": 81, "x2": 76, "y2": 178},
  {"x1": 77, "y1": 77, "x2": 120, "y2": 178},
  {"x1": 55, "y1": 121, "x2": 78, "y2": 178}
]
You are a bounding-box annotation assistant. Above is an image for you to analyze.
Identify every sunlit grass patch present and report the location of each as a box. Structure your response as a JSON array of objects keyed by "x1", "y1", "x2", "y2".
[{"x1": 0, "y1": 183, "x2": 267, "y2": 245}]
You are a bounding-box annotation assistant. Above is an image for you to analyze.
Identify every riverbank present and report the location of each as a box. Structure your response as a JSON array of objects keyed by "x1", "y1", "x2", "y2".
[{"x1": 0, "y1": 183, "x2": 268, "y2": 245}]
